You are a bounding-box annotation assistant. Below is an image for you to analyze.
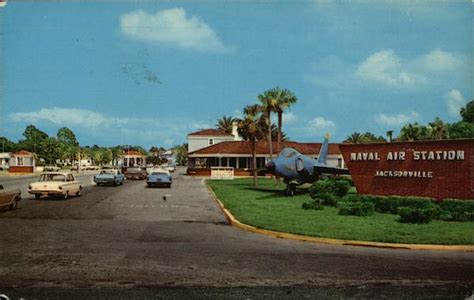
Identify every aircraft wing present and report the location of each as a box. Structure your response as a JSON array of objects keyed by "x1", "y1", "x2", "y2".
[{"x1": 313, "y1": 165, "x2": 350, "y2": 175}]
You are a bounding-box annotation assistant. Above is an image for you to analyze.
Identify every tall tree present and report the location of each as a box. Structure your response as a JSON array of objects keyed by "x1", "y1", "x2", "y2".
[
  {"x1": 41, "y1": 137, "x2": 60, "y2": 165},
  {"x1": 398, "y1": 123, "x2": 427, "y2": 141},
  {"x1": 460, "y1": 100, "x2": 474, "y2": 123},
  {"x1": 216, "y1": 116, "x2": 236, "y2": 134},
  {"x1": 19, "y1": 125, "x2": 48, "y2": 155},
  {"x1": 57, "y1": 127, "x2": 79, "y2": 165},
  {"x1": 428, "y1": 117, "x2": 448, "y2": 140},
  {"x1": 273, "y1": 87, "x2": 297, "y2": 153},
  {"x1": 258, "y1": 89, "x2": 278, "y2": 161},
  {"x1": 238, "y1": 104, "x2": 264, "y2": 187}
]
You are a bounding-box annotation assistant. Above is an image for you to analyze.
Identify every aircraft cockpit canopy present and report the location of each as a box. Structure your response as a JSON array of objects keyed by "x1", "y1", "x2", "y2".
[{"x1": 279, "y1": 147, "x2": 301, "y2": 158}]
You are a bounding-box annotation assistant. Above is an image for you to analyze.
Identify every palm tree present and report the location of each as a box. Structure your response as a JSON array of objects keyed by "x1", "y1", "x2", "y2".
[
  {"x1": 273, "y1": 88, "x2": 297, "y2": 153},
  {"x1": 258, "y1": 89, "x2": 279, "y2": 161},
  {"x1": 238, "y1": 104, "x2": 264, "y2": 187},
  {"x1": 399, "y1": 123, "x2": 422, "y2": 141},
  {"x1": 344, "y1": 132, "x2": 364, "y2": 144},
  {"x1": 216, "y1": 116, "x2": 236, "y2": 134},
  {"x1": 428, "y1": 117, "x2": 447, "y2": 140}
]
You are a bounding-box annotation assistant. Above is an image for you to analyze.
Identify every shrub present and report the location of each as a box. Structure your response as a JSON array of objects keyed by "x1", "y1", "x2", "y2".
[
  {"x1": 398, "y1": 207, "x2": 434, "y2": 224},
  {"x1": 314, "y1": 192, "x2": 338, "y2": 206},
  {"x1": 302, "y1": 200, "x2": 324, "y2": 210},
  {"x1": 341, "y1": 194, "x2": 435, "y2": 214},
  {"x1": 309, "y1": 179, "x2": 351, "y2": 200},
  {"x1": 338, "y1": 201, "x2": 374, "y2": 216},
  {"x1": 438, "y1": 199, "x2": 474, "y2": 222}
]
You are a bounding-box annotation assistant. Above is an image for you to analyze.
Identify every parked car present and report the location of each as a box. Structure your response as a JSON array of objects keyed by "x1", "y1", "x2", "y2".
[
  {"x1": 165, "y1": 163, "x2": 176, "y2": 173},
  {"x1": 124, "y1": 167, "x2": 148, "y2": 180},
  {"x1": 94, "y1": 169, "x2": 125, "y2": 186},
  {"x1": 0, "y1": 184, "x2": 21, "y2": 210},
  {"x1": 146, "y1": 171, "x2": 172, "y2": 188},
  {"x1": 43, "y1": 165, "x2": 61, "y2": 172},
  {"x1": 28, "y1": 172, "x2": 83, "y2": 200}
]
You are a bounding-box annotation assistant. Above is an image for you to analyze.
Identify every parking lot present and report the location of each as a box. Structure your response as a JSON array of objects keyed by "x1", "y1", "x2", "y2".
[{"x1": 0, "y1": 168, "x2": 473, "y2": 298}]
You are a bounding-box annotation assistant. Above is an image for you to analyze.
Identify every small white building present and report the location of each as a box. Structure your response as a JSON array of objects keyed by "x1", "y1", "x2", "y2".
[
  {"x1": 188, "y1": 122, "x2": 242, "y2": 154},
  {"x1": 9, "y1": 150, "x2": 36, "y2": 173}
]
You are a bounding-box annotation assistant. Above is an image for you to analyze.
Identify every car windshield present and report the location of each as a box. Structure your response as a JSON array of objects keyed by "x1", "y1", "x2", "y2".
[
  {"x1": 100, "y1": 170, "x2": 116, "y2": 174},
  {"x1": 39, "y1": 174, "x2": 66, "y2": 182}
]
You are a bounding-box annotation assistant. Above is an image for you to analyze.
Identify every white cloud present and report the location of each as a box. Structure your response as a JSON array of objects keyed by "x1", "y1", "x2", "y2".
[
  {"x1": 355, "y1": 50, "x2": 427, "y2": 87},
  {"x1": 416, "y1": 49, "x2": 460, "y2": 71},
  {"x1": 9, "y1": 107, "x2": 208, "y2": 148},
  {"x1": 445, "y1": 89, "x2": 465, "y2": 117},
  {"x1": 283, "y1": 112, "x2": 297, "y2": 124},
  {"x1": 375, "y1": 111, "x2": 419, "y2": 126},
  {"x1": 355, "y1": 49, "x2": 464, "y2": 88},
  {"x1": 307, "y1": 117, "x2": 335, "y2": 133},
  {"x1": 120, "y1": 8, "x2": 229, "y2": 53},
  {"x1": 10, "y1": 107, "x2": 120, "y2": 127}
]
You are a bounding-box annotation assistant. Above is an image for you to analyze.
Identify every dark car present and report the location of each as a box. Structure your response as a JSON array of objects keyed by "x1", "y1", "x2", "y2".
[
  {"x1": 146, "y1": 172, "x2": 172, "y2": 188},
  {"x1": 124, "y1": 167, "x2": 147, "y2": 180}
]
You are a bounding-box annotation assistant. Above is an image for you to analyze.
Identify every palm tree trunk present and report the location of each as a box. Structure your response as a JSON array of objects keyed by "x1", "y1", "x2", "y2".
[
  {"x1": 252, "y1": 139, "x2": 257, "y2": 187},
  {"x1": 277, "y1": 111, "x2": 282, "y2": 154},
  {"x1": 267, "y1": 110, "x2": 273, "y2": 161}
]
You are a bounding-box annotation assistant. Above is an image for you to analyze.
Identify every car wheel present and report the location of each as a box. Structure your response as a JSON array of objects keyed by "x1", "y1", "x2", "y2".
[
  {"x1": 35, "y1": 194, "x2": 41, "y2": 200},
  {"x1": 9, "y1": 199, "x2": 18, "y2": 210},
  {"x1": 64, "y1": 192, "x2": 69, "y2": 200},
  {"x1": 76, "y1": 189, "x2": 81, "y2": 197},
  {"x1": 289, "y1": 185, "x2": 295, "y2": 197}
]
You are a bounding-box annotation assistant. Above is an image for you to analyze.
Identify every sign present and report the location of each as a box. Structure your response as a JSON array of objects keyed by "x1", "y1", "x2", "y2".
[
  {"x1": 211, "y1": 167, "x2": 234, "y2": 180},
  {"x1": 339, "y1": 139, "x2": 474, "y2": 200}
]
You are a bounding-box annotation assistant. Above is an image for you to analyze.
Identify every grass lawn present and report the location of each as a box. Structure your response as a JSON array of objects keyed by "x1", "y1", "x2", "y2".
[{"x1": 207, "y1": 178, "x2": 474, "y2": 245}]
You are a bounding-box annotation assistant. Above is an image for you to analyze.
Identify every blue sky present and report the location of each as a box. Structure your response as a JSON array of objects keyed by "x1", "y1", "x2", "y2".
[{"x1": 1, "y1": 1, "x2": 472, "y2": 148}]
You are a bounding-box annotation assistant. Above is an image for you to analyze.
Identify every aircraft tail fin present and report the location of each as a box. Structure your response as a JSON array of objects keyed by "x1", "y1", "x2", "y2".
[{"x1": 317, "y1": 133, "x2": 330, "y2": 165}]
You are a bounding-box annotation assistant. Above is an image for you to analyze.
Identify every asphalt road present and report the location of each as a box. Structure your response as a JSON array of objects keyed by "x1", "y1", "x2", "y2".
[{"x1": 0, "y1": 168, "x2": 473, "y2": 299}]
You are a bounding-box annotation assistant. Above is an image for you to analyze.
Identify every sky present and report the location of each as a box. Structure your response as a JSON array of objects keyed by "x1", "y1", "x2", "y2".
[{"x1": 0, "y1": 1, "x2": 472, "y2": 149}]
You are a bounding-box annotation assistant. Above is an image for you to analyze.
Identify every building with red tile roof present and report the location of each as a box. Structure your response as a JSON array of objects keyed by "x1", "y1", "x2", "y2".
[{"x1": 187, "y1": 130, "x2": 344, "y2": 176}]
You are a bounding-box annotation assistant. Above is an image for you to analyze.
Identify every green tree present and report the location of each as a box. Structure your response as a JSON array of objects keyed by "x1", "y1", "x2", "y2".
[
  {"x1": 427, "y1": 117, "x2": 448, "y2": 140},
  {"x1": 398, "y1": 123, "x2": 424, "y2": 141},
  {"x1": 460, "y1": 100, "x2": 474, "y2": 123},
  {"x1": 447, "y1": 121, "x2": 474, "y2": 139},
  {"x1": 172, "y1": 143, "x2": 188, "y2": 166},
  {"x1": 41, "y1": 137, "x2": 60, "y2": 165},
  {"x1": 19, "y1": 125, "x2": 48, "y2": 156},
  {"x1": 344, "y1": 132, "x2": 364, "y2": 144},
  {"x1": 216, "y1": 116, "x2": 237, "y2": 134},
  {"x1": 238, "y1": 104, "x2": 265, "y2": 187},
  {"x1": 272, "y1": 87, "x2": 297, "y2": 153},
  {"x1": 57, "y1": 127, "x2": 79, "y2": 165},
  {"x1": 258, "y1": 89, "x2": 279, "y2": 161},
  {"x1": 0, "y1": 137, "x2": 18, "y2": 152}
]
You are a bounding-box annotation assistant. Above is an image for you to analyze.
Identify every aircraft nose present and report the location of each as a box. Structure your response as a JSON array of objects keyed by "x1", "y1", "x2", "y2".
[{"x1": 265, "y1": 161, "x2": 275, "y2": 172}]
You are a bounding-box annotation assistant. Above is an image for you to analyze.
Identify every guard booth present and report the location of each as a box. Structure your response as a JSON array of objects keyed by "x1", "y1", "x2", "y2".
[{"x1": 9, "y1": 150, "x2": 36, "y2": 173}]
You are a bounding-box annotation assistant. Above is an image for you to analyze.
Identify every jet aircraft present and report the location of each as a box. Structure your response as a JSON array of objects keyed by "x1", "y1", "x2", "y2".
[{"x1": 265, "y1": 134, "x2": 349, "y2": 196}]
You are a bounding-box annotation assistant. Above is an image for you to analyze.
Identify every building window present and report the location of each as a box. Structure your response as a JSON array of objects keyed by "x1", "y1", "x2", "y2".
[
  {"x1": 238, "y1": 157, "x2": 247, "y2": 169},
  {"x1": 229, "y1": 157, "x2": 237, "y2": 168},
  {"x1": 337, "y1": 158, "x2": 343, "y2": 168},
  {"x1": 209, "y1": 139, "x2": 214, "y2": 145},
  {"x1": 17, "y1": 157, "x2": 24, "y2": 166}
]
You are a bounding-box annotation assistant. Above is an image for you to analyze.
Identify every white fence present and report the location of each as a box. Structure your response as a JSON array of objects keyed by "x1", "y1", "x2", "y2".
[{"x1": 211, "y1": 167, "x2": 234, "y2": 180}]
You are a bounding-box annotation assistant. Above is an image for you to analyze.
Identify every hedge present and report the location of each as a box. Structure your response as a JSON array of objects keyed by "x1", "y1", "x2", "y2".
[
  {"x1": 338, "y1": 201, "x2": 374, "y2": 216},
  {"x1": 438, "y1": 199, "x2": 474, "y2": 222},
  {"x1": 399, "y1": 207, "x2": 435, "y2": 224}
]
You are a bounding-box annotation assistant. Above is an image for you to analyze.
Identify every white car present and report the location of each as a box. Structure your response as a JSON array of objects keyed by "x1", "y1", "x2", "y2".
[{"x1": 28, "y1": 172, "x2": 83, "y2": 200}]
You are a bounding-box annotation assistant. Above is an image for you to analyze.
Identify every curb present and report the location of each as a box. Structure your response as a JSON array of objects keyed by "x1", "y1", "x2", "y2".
[{"x1": 205, "y1": 179, "x2": 474, "y2": 252}]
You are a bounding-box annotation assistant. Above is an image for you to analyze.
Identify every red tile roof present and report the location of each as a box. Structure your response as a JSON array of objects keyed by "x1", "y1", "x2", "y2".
[
  {"x1": 121, "y1": 150, "x2": 145, "y2": 157},
  {"x1": 188, "y1": 129, "x2": 234, "y2": 137},
  {"x1": 13, "y1": 150, "x2": 34, "y2": 157},
  {"x1": 188, "y1": 141, "x2": 341, "y2": 156}
]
